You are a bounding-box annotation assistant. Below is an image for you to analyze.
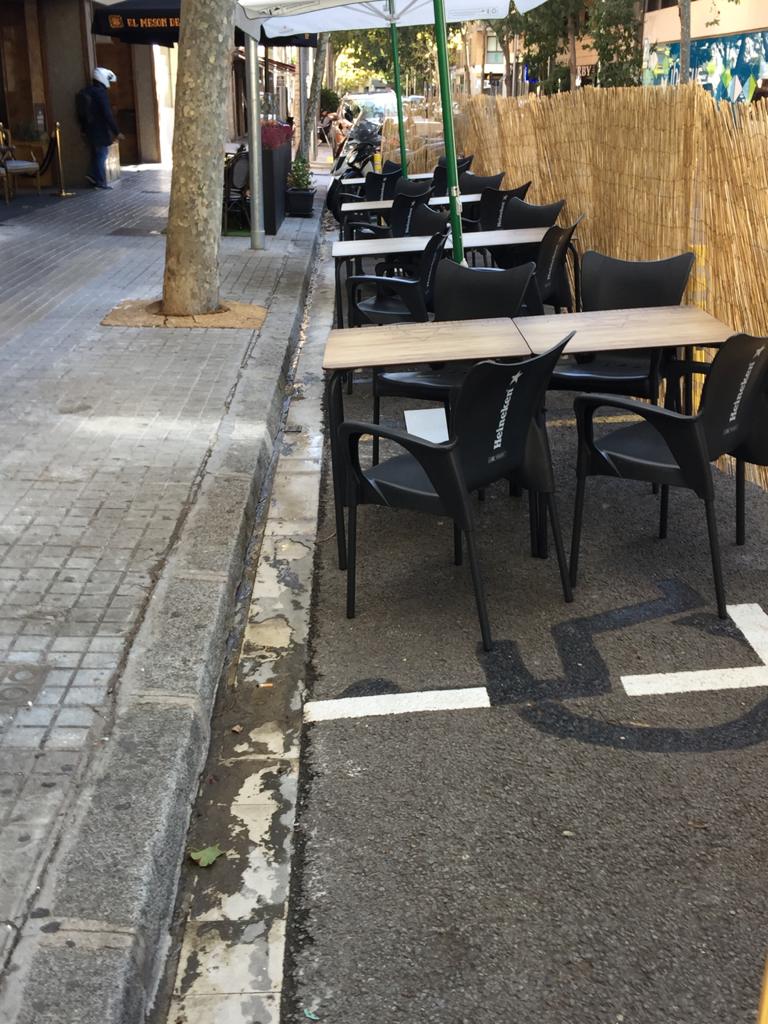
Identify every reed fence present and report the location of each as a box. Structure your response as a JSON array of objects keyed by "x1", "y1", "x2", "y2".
[{"x1": 383, "y1": 85, "x2": 768, "y2": 484}]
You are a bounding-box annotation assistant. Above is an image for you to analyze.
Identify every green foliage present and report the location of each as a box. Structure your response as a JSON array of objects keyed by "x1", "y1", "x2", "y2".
[
  {"x1": 590, "y1": 0, "x2": 643, "y2": 86},
  {"x1": 320, "y1": 86, "x2": 341, "y2": 112},
  {"x1": 334, "y1": 26, "x2": 460, "y2": 93},
  {"x1": 287, "y1": 155, "x2": 315, "y2": 191},
  {"x1": 518, "y1": 0, "x2": 583, "y2": 84},
  {"x1": 189, "y1": 844, "x2": 224, "y2": 867}
]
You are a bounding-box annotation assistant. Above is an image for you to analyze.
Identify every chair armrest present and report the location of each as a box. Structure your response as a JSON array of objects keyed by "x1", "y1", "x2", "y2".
[
  {"x1": 573, "y1": 392, "x2": 709, "y2": 488},
  {"x1": 345, "y1": 221, "x2": 392, "y2": 240},
  {"x1": 346, "y1": 273, "x2": 427, "y2": 323}
]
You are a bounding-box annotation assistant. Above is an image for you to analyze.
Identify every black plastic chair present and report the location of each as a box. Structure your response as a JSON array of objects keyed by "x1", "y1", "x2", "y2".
[
  {"x1": 372, "y1": 261, "x2": 536, "y2": 461},
  {"x1": 459, "y1": 170, "x2": 505, "y2": 195},
  {"x1": 409, "y1": 203, "x2": 450, "y2": 236},
  {"x1": 337, "y1": 338, "x2": 573, "y2": 650},
  {"x1": 529, "y1": 218, "x2": 583, "y2": 314},
  {"x1": 364, "y1": 169, "x2": 402, "y2": 200},
  {"x1": 431, "y1": 155, "x2": 473, "y2": 196},
  {"x1": 222, "y1": 151, "x2": 250, "y2": 232},
  {"x1": 462, "y1": 182, "x2": 532, "y2": 233},
  {"x1": 346, "y1": 228, "x2": 448, "y2": 327},
  {"x1": 344, "y1": 190, "x2": 429, "y2": 242},
  {"x1": 490, "y1": 195, "x2": 566, "y2": 271},
  {"x1": 395, "y1": 178, "x2": 432, "y2": 199},
  {"x1": 570, "y1": 333, "x2": 768, "y2": 618},
  {"x1": 382, "y1": 159, "x2": 402, "y2": 174},
  {"x1": 549, "y1": 250, "x2": 695, "y2": 401}
]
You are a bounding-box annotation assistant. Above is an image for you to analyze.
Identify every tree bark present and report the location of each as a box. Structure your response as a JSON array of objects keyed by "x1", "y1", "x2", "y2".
[
  {"x1": 162, "y1": 0, "x2": 235, "y2": 315},
  {"x1": 503, "y1": 45, "x2": 513, "y2": 97},
  {"x1": 567, "y1": 15, "x2": 578, "y2": 91},
  {"x1": 461, "y1": 28, "x2": 472, "y2": 95},
  {"x1": 678, "y1": 0, "x2": 691, "y2": 82},
  {"x1": 303, "y1": 34, "x2": 329, "y2": 159}
]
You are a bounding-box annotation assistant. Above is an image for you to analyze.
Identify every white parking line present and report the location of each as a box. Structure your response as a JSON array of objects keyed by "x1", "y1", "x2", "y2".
[
  {"x1": 622, "y1": 603, "x2": 768, "y2": 696},
  {"x1": 304, "y1": 687, "x2": 491, "y2": 722}
]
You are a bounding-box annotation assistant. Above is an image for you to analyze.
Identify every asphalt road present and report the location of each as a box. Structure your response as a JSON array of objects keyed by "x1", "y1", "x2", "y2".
[{"x1": 283, "y1": 376, "x2": 768, "y2": 1024}]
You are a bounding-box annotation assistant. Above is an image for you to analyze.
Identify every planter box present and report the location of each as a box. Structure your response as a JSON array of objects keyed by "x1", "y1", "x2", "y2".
[
  {"x1": 261, "y1": 141, "x2": 291, "y2": 235},
  {"x1": 286, "y1": 188, "x2": 316, "y2": 217}
]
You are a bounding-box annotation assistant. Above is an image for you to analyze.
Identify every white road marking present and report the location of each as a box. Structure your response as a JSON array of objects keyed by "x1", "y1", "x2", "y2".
[
  {"x1": 304, "y1": 687, "x2": 490, "y2": 723},
  {"x1": 622, "y1": 603, "x2": 768, "y2": 696}
]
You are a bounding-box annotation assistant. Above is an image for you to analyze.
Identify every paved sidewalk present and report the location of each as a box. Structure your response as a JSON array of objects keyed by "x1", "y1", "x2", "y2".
[{"x1": 0, "y1": 169, "x2": 323, "y2": 1020}]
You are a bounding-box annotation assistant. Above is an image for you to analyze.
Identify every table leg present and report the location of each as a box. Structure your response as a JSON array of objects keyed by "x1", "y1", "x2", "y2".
[
  {"x1": 683, "y1": 344, "x2": 694, "y2": 415},
  {"x1": 334, "y1": 257, "x2": 344, "y2": 329},
  {"x1": 326, "y1": 370, "x2": 347, "y2": 571}
]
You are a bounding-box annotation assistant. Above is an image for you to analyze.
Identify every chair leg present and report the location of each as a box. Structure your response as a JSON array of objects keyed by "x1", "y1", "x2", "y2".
[
  {"x1": 478, "y1": 488, "x2": 485, "y2": 502},
  {"x1": 528, "y1": 490, "x2": 539, "y2": 558},
  {"x1": 570, "y1": 476, "x2": 587, "y2": 588},
  {"x1": 465, "y1": 528, "x2": 492, "y2": 652},
  {"x1": 346, "y1": 502, "x2": 357, "y2": 618},
  {"x1": 704, "y1": 498, "x2": 727, "y2": 619},
  {"x1": 372, "y1": 392, "x2": 381, "y2": 466},
  {"x1": 546, "y1": 494, "x2": 573, "y2": 603},
  {"x1": 509, "y1": 479, "x2": 521, "y2": 497},
  {"x1": 736, "y1": 458, "x2": 746, "y2": 546},
  {"x1": 346, "y1": 371, "x2": 353, "y2": 395},
  {"x1": 453, "y1": 523, "x2": 463, "y2": 566},
  {"x1": 659, "y1": 484, "x2": 669, "y2": 540}
]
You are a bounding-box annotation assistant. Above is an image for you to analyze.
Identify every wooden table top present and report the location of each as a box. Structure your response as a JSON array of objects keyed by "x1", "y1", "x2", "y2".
[
  {"x1": 342, "y1": 171, "x2": 434, "y2": 186},
  {"x1": 514, "y1": 306, "x2": 734, "y2": 354},
  {"x1": 323, "y1": 317, "x2": 529, "y2": 370},
  {"x1": 340, "y1": 193, "x2": 482, "y2": 213},
  {"x1": 331, "y1": 226, "x2": 547, "y2": 260}
]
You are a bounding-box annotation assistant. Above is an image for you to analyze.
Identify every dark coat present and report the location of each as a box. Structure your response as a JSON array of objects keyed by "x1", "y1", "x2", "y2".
[{"x1": 84, "y1": 83, "x2": 120, "y2": 147}]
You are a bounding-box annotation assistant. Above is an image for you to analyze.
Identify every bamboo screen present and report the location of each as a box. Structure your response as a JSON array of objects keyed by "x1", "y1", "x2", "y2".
[
  {"x1": 382, "y1": 85, "x2": 768, "y2": 484},
  {"x1": 384, "y1": 85, "x2": 768, "y2": 335}
]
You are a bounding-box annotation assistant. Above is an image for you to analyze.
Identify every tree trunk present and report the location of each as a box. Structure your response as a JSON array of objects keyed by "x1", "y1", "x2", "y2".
[
  {"x1": 304, "y1": 33, "x2": 330, "y2": 159},
  {"x1": 162, "y1": 0, "x2": 235, "y2": 315},
  {"x1": 326, "y1": 39, "x2": 335, "y2": 90},
  {"x1": 678, "y1": 0, "x2": 691, "y2": 82},
  {"x1": 503, "y1": 48, "x2": 512, "y2": 97},
  {"x1": 461, "y1": 28, "x2": 472, "y2": 96},
  {"x1": 567, "y1": 15, "x2": 578, "y2": 91}
]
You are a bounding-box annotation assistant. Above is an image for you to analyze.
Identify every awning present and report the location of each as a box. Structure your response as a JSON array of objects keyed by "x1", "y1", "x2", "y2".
[{"x1": 92, "y1": 0, "x2": 317, "y2": 46}]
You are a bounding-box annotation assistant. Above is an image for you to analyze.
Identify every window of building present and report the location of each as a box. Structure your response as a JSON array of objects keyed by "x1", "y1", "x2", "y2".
[{"x1": 485, "y1": 31, "x2": 504, "y2": 65}]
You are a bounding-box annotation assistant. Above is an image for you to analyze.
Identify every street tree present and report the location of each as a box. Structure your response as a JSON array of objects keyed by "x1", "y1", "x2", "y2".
[
  {"x1": 590, "y1": 0, "x2": 643, "y2": 86},
  {"x1": 518, "y1": 0, "x2": 584, "y2": 92},
  {"x1": 485, "y1": 9, "x2": 525, "y2": 96},
  {"x1": 678, "y1": 0, "x2": 691, "y2": 80},
  {"x1": 162, "y1": 0, "x2": 235, "y2": 316},
  {"x1": 302, "y1": 33, "x2": 331, "y2": 158}
]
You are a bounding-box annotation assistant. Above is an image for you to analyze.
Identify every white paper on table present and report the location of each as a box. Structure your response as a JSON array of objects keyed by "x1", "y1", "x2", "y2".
[{"x1": 404, "y1": 408, "x2": 449, "y2": 443}]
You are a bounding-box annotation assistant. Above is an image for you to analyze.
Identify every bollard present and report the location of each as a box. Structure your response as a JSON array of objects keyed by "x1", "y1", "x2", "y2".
[{"x1": 54, "y1": 122, "x2": 75, "y2": 198}]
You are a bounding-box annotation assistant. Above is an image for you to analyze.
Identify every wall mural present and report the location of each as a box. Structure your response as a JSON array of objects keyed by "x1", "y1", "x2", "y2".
[{"x1": 644, "y1": 30, "x2": 768, "y2": 101}]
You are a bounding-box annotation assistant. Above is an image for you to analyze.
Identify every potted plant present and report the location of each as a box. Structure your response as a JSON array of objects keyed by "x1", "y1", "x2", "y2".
[{"x1": 285, "y1": 155, "x2": 316, "y2": 217}]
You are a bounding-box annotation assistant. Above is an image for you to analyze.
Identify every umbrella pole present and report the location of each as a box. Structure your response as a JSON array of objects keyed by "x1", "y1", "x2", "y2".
[
  {"x1": 432, "y1": 0, "x2": 463, "y2": 262},
  {"x1": 389, "y1": 17, "x2": 408, "y2": 177}
]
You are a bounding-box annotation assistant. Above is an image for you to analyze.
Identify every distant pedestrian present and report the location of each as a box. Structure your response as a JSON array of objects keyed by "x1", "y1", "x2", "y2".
[{"x1": 75, "y1": 67, "x2": 123, "y2": 190}]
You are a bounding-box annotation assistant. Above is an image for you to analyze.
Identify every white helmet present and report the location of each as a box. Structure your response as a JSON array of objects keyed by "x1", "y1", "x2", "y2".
[{"x1": 92, "y1": 67, "x2": 117, "y2": 88}]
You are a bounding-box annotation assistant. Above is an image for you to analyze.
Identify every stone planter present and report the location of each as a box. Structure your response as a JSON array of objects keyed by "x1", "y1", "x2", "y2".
[
  {"x1": 285, "y1": 188, "x2": 316, "y2": 217},
  {"x1": 261, "y1": 141, "x2": 291, "y2": 235}
]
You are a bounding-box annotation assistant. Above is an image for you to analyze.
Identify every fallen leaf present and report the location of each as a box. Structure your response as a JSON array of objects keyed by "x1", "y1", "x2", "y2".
[
  {"x1": 189, "y1": 844, "x2": 224, "y2": 867},
  {"x1": 562, "y1": 830, "x2": 575, "y2": 837},
  {"x1": 231, "y1": 724, "x2": 244, "y2": 734},
  {"x1": 687, "y1": 820, "x2": 709, "y2": 830},
  {"x1": 303, "y1": 1011, "x2": 320, "y2": 1021}
]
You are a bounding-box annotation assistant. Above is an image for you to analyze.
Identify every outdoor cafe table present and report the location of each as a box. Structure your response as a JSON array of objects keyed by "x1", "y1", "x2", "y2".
[
  {"x1": 331, "y1": 226, "x2": 548, "y2": 328},
  {"x1": 342, "y1": 171, "x2": 434, "y2": 187},
  {"x1": 340, "y1": 193, "x2": 483, "y2": 215}
]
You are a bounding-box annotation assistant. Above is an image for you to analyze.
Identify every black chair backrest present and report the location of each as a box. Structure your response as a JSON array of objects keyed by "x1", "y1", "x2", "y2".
[
  {"x1": 394, "y1": 178, "x2": 432, "y2": 199},
  {"x1": 382, "y1": 159, "x2": 402, "y2": 174},
  {"x1": 580, "y1": 251, "x2": 694, "y2": 311},
  {"x1": 418, "y1": 228, "x2": 449, "y2": 307},
  {"x1": 459, "y1": 170, "x2": 505, "y2": 194},
  {"x1": 326, "y1": 172, "x2": 358, "y2": 221},
  {"x1": 434, "y1": 261, "x2": 535, "y2": 322},
  {"x1": 452, "y1": 339, "x2": 571, "y2": 492},
  {"x1": 535, "y1": 218, "x2": 582, "y2": 299},
  {"x1": 700, "y1": 334, "x2": 768, "y2": 461},
  {"x1": 389, "y1": 192, "x2": 430, "y2": 237},
  {"x1": 501, "y1": 195, "x2": 565, "y2": 229},
  {"x1": 477, "y1": 183, "x2": 532, "y2": 230},
  {"x1": 228, "y1": 151, "x2": 249, "y2": 192},
  {"x1": 431, "y1": 156, "x2": 473, "y2": 195},
  {"x1": 409, "y1": 203, "x2": 449, "y2": 237},
  {"x1": 364, "y1": 169, "x2": 401, "y2": 201}
]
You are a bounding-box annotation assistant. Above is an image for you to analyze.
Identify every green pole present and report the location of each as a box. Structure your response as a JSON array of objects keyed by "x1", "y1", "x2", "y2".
[
  {"x1": 389, "y1": 17, "x2": 408, "y2": 177},
  {"x1": 432, "y1": 0, "x2": 463, "y2": 262}
]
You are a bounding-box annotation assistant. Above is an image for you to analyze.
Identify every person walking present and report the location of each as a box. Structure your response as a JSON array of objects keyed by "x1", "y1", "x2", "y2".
[{"x1": 76, "y1": 67, "x2": 123, "y2": 190}]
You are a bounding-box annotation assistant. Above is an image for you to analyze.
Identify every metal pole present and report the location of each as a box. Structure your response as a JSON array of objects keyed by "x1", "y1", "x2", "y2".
[
  {"x1": 246, "y1": 34, "x2": 266, "y2": 250},
  {"x1": 298, "y1": 46, "x2": 309, "y2": 156},
  {"x1": 432, "y1": 0, "x2": 463, "y2": 262},
  {"x1": 53, "y1": 122, "x2": 75, "y2": 198},
  {"x1": 388, "y1": 5, "x2": 408, "y2": 177}
]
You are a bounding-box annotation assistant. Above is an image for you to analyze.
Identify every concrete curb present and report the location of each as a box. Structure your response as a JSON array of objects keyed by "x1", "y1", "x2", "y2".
[{"x1": 0, "y1": 213, "x2": 323, "y2": 1024}]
